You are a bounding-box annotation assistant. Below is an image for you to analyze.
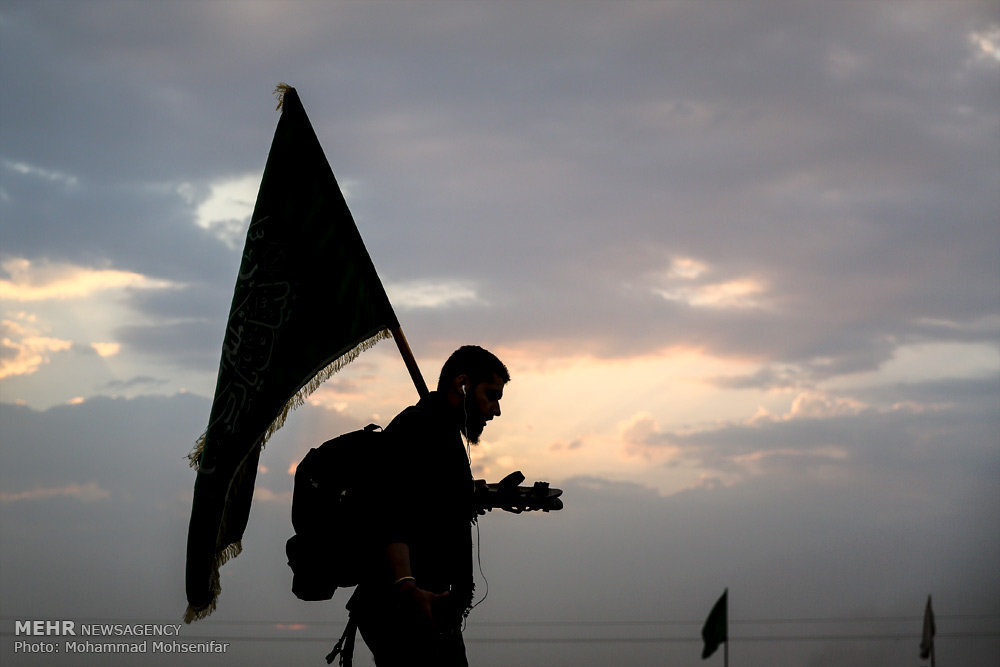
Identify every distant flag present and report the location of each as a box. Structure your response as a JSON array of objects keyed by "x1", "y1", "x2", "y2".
[
  {"x1": 701, "y1": 588, "x2": 728, "y2": 661},
  {"x1": 920, "y1": 595, "x2": 936, "y2": 663},
  {"x1": 184, "y1": 84, "x2": 408, "y2": 622}
]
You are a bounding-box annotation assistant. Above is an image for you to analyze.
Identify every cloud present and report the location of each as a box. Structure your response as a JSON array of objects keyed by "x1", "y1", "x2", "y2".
[
  {"x1": 0, "y1": 257, "x2": 201, "y2": 388},
  {"x1": 387, "y1": 279, "x2": 483, "y2": 310},
  {"x1": 114, "y1": 319, "x2": 222, "y2": 370},
  {"x1": 252, "y1": 486, "x2": 292, "y2": 504},
  {"x1": 622, "y1": 381, "x2": 998, "y2": 482},
  {"x1": 548, "y1": 439, "x2": 582, "y2": 453},
  {"x1": 2, "y1": 2, "x2": 996, "y2": 389},
  {"x1": 643, "y1": 253, "x2": 771, "y2": 311},
  {"x1": 969, "y1": 25, "x2": 1000, "y2": 64},
  {"x1": 2, "y1": 158, "x2": 79, "y2": 188},
  {"x1": 191, "y1": 173, "x2": 259, "y2": 249},
  {"x1": 664, "y1": 256, "x2": 708, "y2": 280},
  {"x1": 0, "y1": 256, "x2": 177, "y2": 301},
  {"x1": 825, "y1": 45, "x2": 868, "y2": 81},
  {"x1": 621, "y1": 413, "x2": 684, "y2": 462},
  {"x1": 773, "y1": 390, "x2": 868, "y2": 421},
  {"x1": 101, "y1": 375, "x2": 165, "y2": 390},
  {"x1": 0, "y1": 312, "x2": 72, "y2": 378},
  {"x1": 90, "y1": 341, "x2": 120, "y2": 357},
  {"x1": 831, "y1": 341, "x2": 1000, "y2": 388},
  {"x1": 0, "y1": 481, "x2": 110, "y2": 503},
  {"x1": 653, "y1": 276, "x2": 769, "y2": 310}
]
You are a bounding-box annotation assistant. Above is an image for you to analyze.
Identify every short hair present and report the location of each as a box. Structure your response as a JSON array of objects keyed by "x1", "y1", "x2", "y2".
[{"x1": 437, "y1": 345, "x2": 510, "y2": 392}]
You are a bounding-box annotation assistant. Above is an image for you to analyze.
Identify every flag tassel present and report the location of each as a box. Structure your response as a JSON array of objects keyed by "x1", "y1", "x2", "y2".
[
  {"x1": 183, "y1": 540, "x2": 242, "y2": 623},
  {"x1": 187, "y1": 328, "x2": 393, "y2": 472},
  {"x1": 274, "y1": 82, "x2": 292, "y2": 110}
]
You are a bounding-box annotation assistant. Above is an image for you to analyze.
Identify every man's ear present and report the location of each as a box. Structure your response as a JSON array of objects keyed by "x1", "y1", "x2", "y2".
[{"x1": 452, "y1": 373, "x2": 470, "y2": 395}]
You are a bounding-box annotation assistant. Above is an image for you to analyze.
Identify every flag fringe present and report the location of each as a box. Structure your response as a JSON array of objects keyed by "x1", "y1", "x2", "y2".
[
  {"x1": 183, "y1": 541, "x2": 241, "y2": 623},
  {"x1": 264, "y1": 327, "x2": 393, "y2": 443},
  {"x1": 184, "y1": 328, "x2": 392, "y2": 621},
  {"x1": 187, "y1": 328, "x2": 392, "y2": 471}
]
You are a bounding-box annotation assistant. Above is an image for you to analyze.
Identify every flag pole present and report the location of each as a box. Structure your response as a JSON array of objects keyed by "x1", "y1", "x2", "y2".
[
  {"x1": 391, "y1": 326, "x2": 429, "y2": 398},
  {"x1": 724, "y1": 587, "x2": 729, "y2": 667}
]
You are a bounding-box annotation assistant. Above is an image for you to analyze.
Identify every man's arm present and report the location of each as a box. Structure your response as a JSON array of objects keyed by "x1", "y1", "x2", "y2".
[{"x1": 386, "y1": 541, "x2": 413, "y2": 582}]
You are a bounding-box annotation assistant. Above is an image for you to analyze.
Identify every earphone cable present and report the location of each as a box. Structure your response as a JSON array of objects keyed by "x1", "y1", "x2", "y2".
[{"x1": 460, "y1": 387, "x2": 488, "y2": 624}]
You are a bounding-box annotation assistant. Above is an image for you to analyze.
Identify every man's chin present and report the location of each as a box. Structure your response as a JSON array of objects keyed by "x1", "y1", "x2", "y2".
[{"x1": 465, "y1": 421, "x2": 485, "y2": 445}]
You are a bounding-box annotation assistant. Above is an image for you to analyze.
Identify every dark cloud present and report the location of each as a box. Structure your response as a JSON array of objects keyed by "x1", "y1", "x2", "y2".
[
  {"x1": 0, "y1": 170, "x2": 242, "y2": 285},
  {"x1": 115, "y1": 319, "x2": 223, "y2": 371},
  {"x1": 855, "y1": 375, "x2": 1000, "y2": 408},
  {"x1": 124, "y1": 283, "x2": 233, "y2": 325},
  {"x1": 548, "y1": 439, "x2": 583, "y2": 452},
  {"x1": 625, "y1": 378, "x2": 1000, "y2": 488},
  {"x1": 2, "y1": 1, "x2": 996, "y2": 381},
  {"x1": 0, "y1": 394, "x2": 207, "y2": 490}
]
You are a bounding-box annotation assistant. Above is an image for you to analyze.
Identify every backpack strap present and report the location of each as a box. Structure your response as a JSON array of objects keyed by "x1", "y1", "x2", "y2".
[{"x1": 324, "y1": 615, "x2": 358, "y2": 666}]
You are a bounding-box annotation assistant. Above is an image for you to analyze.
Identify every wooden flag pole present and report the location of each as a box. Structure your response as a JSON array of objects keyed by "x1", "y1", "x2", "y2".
[{"x1": 391, "y1": 326, "x2": 429, "y2": 398}]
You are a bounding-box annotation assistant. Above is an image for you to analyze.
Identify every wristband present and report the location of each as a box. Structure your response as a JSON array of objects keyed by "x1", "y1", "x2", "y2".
[{"x1": 393, "y1": 575, "x2": 416, "y2": 587}]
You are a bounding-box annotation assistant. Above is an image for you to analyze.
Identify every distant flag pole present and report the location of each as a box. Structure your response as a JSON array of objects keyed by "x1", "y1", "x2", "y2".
[
  {"x1": 701, "y1": 588, "x2": 728, "y2": 665},
  {"x1": 184, "y1": 84, "x2": 427, "y2": 622},
  {"x1": 920, "y1": 595, "x2": 936, "y2": 667}
]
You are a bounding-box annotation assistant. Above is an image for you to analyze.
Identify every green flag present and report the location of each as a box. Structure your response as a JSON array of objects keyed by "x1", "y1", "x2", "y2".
[
  {"x1": 184, "y1": 85, "x2": 399, "y2": 622},
  {"x1": 701, "y1": 588, "x2": 728, "y2": 660}
]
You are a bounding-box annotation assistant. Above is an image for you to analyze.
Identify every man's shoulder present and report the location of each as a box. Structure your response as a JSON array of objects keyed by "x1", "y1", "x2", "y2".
[
  {"x1": 385, "y1": 392, "x2": 448, "y2": 432},
  {"x1": 385, "y1": 402, "x2": 427, "y2": 434}
]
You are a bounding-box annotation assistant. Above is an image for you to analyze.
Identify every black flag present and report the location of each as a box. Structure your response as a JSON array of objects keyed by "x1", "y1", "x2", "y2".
[
  {"x1": 184, "y1": 85, "x2": 399, "y2": 622},
  {"x1": 701, "y1": 588, "x2": 728, "y2": 660},
  {"x1": 920, "y1": 595, "x2": 935, "y2": 660}
]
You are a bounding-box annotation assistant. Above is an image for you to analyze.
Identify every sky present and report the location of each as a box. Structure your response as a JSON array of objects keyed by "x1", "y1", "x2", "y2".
[{"x1": 1, "y1": 1, "x2": 999, "y2": 665}]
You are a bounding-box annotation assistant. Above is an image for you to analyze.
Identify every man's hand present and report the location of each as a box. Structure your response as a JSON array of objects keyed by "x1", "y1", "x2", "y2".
[
  {"x1": 396, "y1": 579, "x2": 450, "y2": 628},
  {"x1": 474, "y1": 479, "x2": 489, "y2": 515}
]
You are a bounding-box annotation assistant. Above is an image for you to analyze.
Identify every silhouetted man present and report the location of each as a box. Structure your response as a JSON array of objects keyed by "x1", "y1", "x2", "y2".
[{"x1": 352, "y1": 345, "x2": 509, "y2": 666}]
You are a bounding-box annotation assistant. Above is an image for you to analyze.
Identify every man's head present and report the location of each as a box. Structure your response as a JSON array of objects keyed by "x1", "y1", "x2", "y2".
[{"x1": 438, "y1": 345, "x2": 510, "y2": 444}]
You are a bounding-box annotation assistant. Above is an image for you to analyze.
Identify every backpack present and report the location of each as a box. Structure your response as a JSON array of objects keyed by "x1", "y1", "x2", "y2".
[{"x1": 285, "y1": 423, "x2": 382, "y2": 601}]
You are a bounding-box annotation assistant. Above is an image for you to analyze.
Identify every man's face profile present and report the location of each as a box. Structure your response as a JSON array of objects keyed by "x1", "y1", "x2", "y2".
[{"x1": 463, "y1": 373, "x2": 505, "y2": 444}]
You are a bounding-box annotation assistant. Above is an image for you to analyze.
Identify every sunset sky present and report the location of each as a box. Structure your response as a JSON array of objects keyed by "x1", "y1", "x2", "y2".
[{"x1": 2, "y1": 2, "x2": 998, "y2": 665}]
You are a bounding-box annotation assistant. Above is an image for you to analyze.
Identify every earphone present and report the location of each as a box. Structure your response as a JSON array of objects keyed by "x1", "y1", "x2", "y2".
[{"x1": 461, "y1": 385, "x2": 467, "y2": 395}]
